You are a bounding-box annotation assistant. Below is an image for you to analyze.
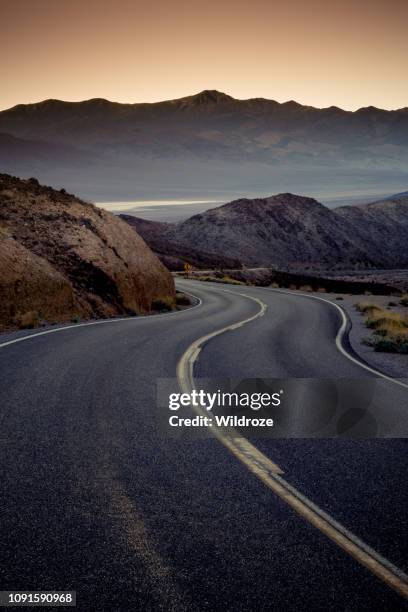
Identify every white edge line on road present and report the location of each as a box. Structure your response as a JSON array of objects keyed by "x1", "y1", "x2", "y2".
[
  {"x1": 176, "y1": 280, "x2": 408, "y2": 600},
  {"x1": 2, "y1": 277, "x2": 407, "y2": 597},
  {"x1": 262, "y1": 286, "x2": 408, "y2": 390},
  {"x1": 0, "y1": 289, "x2": 202, "y2": 350}
]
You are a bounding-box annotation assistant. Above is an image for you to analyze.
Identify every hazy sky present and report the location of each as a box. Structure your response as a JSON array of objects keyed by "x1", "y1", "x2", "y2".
[{"x1": 1, "y1": 0, "x2": 407, "y2": 111}]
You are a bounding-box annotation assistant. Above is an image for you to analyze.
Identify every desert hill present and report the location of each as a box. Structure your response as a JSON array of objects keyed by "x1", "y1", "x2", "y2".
[
  {"x1": 0, "y1": 174, "x2": 174, "y2": 329},
  {"x1": 334, "y1": 196, "x2": 408, "y2": 267},
  {"x1": 121, "y1": 215, "x2": 242, "y2": 271},
  {"x1": 122, "y1": 193, "x2": 408, "y2": 270}
]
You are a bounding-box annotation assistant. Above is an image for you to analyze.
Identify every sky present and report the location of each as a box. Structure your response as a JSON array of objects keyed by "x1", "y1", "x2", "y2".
[{"x1": 1, "y1": 0, "x2": 407, "y2": 111}]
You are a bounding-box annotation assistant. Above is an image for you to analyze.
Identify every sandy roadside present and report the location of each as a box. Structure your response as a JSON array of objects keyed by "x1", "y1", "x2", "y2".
[{"x1": 324, "y1": 294, "x2": 407, "y2": 379}]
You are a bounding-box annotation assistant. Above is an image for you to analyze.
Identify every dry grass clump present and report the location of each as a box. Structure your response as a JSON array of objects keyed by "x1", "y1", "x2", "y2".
[
  {"x1": 195, "y1": 275, "x2": 246, "y2": 286},
  {"x1": 0, "y1": 226, "x2": 11, "y2": 238},
  {"x1": 299, "y1": 285, "x2": 313, "y2": 292},
  {"x1": 367, "y1": 328, "x2": 408, "y2": 354},
  {"x1": 400, "y1": 294, "x2": 408, "y2": 307},
  {"x1": 357, "y1": 303, "x2": 408, "y2": 354},
  {"x1": 15, "y1": 310, "x2": 40, "y2": 329},
  {"x1": 175, "y1": 292, "x2": 191, "y2": 307},
  {"x1": 151, "y1": 296, "x2": 175, "y2": 312},
  {"x1": 366, "y1": 310, "x2": 407, "y2": 331},
  {"x1": 355, "y1": 302, "x2": 382, "y2": 315},
  {"x1": 270, "y1": 282, "x2": 280, "y2": 289}
]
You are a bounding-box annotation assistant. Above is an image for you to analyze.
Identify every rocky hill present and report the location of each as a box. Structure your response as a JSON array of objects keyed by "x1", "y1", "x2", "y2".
[
  {"x1": 122, "y1": 193, "x2": 408, "y2": 270},
  {"x1": 120, "y1": 215, "x2": 242, "y2": 271},
  {"x1": 1, "y1": 91, "x2": 407, "y2": 200},
  {"x1": 334, "y1": 196, "x2": 408, "y2": 267},
  {"x1": 0, "y1": 174, "x2": 174, "y2": 330}
]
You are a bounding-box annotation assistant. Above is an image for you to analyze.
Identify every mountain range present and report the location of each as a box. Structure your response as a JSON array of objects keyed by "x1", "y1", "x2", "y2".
[
  {"x1": 121, "y1": 193, "x2": 408, "y2": 270},
  {"x1": 0, "y1": 91, "x2": 407, "y2": 200}
]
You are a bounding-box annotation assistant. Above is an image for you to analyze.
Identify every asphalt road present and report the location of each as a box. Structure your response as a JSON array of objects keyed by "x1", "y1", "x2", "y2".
[{"x1": 0, "y1": 279, "x2": 407, "y2": 611}]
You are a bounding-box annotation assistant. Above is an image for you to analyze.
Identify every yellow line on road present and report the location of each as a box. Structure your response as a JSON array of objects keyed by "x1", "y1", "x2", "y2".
[
  {"x1": 176, "y1": 288, "x2": 283, "y2": 475},
  {"x1": 176, "y1": 283, "x2": 408, "y2": 600}
]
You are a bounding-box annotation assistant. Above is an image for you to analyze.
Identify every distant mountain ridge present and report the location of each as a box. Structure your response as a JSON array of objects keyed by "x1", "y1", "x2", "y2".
[
  {"x1": 122, "y1": 192, "x2": 408, "y2": 270},
  {"x1": 2, "y1": 90, "x2": 407, "y2": 149},
  {"x1": 0, "y1": 90, "x2": 407, "y2": 200}
]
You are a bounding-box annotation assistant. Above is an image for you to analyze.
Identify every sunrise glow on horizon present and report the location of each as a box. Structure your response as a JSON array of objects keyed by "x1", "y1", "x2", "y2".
[{"x1": 1, "y1": 0, "x2": 407, "y2": 112}]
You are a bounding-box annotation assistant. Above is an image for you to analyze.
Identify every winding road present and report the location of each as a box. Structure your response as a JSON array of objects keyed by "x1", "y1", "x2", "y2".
[{"x1": 0, "y1": 279, "x2": 407, "y2": 611}]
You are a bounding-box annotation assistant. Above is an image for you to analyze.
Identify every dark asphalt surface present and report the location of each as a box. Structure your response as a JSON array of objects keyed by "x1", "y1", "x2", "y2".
[{"x1": 0, "y1": 279, "x2": 407, "y2": 611}]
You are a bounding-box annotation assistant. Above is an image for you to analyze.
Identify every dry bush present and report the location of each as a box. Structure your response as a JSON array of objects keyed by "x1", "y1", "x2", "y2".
[
  {"x1": 358, "y1": 305, "x2": 408, "y2": 354},
  {"x1": 355, "y1": 302, "x2": 382, "y2": 315},
  {"x1": 151, "y1": 296, "x2": 175, "y2": 312},
  {"x1": 365, "y1": 309, "x2": 408, "y2": 331},
  {"x1": 299, "y1": 285, "x2": 313, "y2": 292},
  {"x1": 15, "y1": 310, "x2": 40, "y2": 329},
  {"x1": 195, "y1": 275, "x2": 246, "y2": 286},
  {"x1": 368, "y1": 329, "x2": 408, "y2": 354},
  {"x1": 175, "y1": 292, "x2": 191, "y2": 307}
]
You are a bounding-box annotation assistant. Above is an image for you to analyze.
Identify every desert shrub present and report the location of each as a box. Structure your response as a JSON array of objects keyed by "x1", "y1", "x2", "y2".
[
  {"x1": 71, "y1": 315, "x2": 81, "y2": 323},
  {"x1": 16, "y1": 310, "x2": 40, "y2": 329},
  {"x1": 194, "y1": 275, "x2": 216, "y2": 283},
  {"x1": 400, "y1": 294, "x2": 408, "y2": 307},
  {"x1": 195, "y1": 275, "x2": 246, "y2": 285},
  {"x1": 126, "y1": 309, "x2": 138, "y2": 317},
  {"x1": 221, "y1": 276, "x2": 246, "y2": 285},
  {"x1": 358, "y1": 305, "x2": 408, "y2": 354},
  {"x1": 0, "y1": 225, "x2": 11, "y2": 238},
  {"x1": 355, "y1": 302, "x2": 382, "y2": 315},
  {"x1": 365, "y1": 310, "x2": 408, "y2": 332},
  {"x1": 175, "y1": 292, "x2": 191, "y2": 306},
  {"x1": 299, "y1": 285, "x2": 313, "y2": 292},
  {"x1": 289, "y1": 284, "x2": 297, "y2": 290},
  {"x1": 388, "y1": 301, "x2": 397, "y2": 307},
  {"x1": 270, "y1": 282, "x2": 280, "y2": 288},
  {"x1": 317, "y1": 287, "x2": 327, "y2": 293},
  {"x1": 370, "y1": 333, "x2": 408, "y2": 354},
  {"x1": 151, "y1": 296, "x2": 175, "y2": 312}
]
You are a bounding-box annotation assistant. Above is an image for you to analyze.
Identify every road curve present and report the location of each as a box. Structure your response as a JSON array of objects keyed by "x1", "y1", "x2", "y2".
[{"x1": 0, "y1": 279, "x2": 407, "y2": 611}]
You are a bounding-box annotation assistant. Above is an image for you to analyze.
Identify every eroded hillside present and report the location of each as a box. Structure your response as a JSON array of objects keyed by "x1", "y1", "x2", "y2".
[{"x1": 0, "y1": 174, "x2": 174, "y2": 329}]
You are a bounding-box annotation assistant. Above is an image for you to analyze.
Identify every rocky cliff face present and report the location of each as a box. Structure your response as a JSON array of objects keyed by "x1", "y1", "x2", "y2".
[
  {"x1": 0, "y1": 232, "x2": 77, "y2": 328},
  {"x1": 0, "y1": 174, "x2": 174, "y2": 329}
]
